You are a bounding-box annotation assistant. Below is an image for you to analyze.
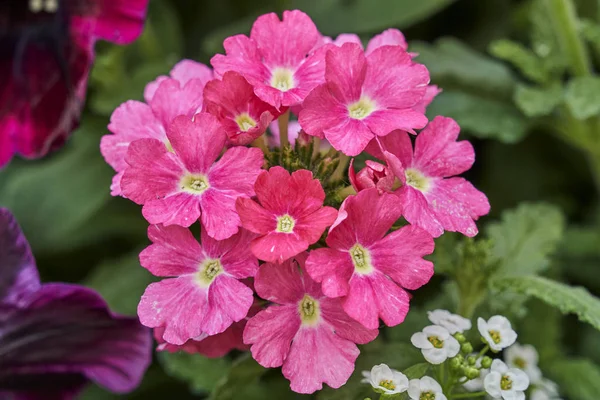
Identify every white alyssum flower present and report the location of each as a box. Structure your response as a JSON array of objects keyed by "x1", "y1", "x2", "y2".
[
  {"x1": 484, "y1": 359, "x2": 529, "y2": 400},
  {"x1": 408, "y1": 376, "x2": 447, "y2": 400},
  {"x1": 427, "y1": 309, "x2": 472, "y2": 334},
  {"x1": 530, "y1": 379, "x2": 562, "y2": 400},
  {"x1": 504, "y1": 343, "x2": 542, "y2": 383},
  {"x1": 411, "y1": 325, "x2": 460, "y2": 364},
  {"x1": 361, "y1": 363, "x2": 409, "y2": 394},
  {"x1": 477, "y1": 316, "x2": 517, "y2": 351}
]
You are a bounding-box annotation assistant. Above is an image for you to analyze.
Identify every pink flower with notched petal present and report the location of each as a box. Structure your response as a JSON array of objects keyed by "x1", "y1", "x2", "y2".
[
  {"x1": 211, "y1": 10, "x2": 326, "y2": 110},
  {"x1": 349, "y1": 159, "x2": 395, "y2": 194},
  {"x1": 305, "y1": 189, "x2": 435, "y2": 330},
  {"x1": 121, "y1": 113, "x2": 263, "y2": 240},
  {"x1": 236, "y1": 167, "x2": 338, "y2": 263},
  {"x1": 375, "y1": 116, "x2": 490, "y2": 237},
  {"x1": 203, "y1": 71, "x2": 279, "y2": 146},
  {"x1": 299, "y1": 42, "x2": 430, "y2": 156},
  {"x1": 244, "y1": 253, "x2": 378, "y2": 394},
  {"x1": 138, "y1": 224, "x2": 258, "y2": 345},
  {"x1": 100, "y1": 59, "x2": 213, "y2": 196}
]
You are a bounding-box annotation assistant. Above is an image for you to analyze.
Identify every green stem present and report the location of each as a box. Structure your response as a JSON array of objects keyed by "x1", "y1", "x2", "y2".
[
  {"x1": 452, "y1": 391, "x2": 487, "y2": 399},
  {"x1": 476, "y1": 345, "x2": 489, "y2": 360},
  {"x1": 330, "y1": 154, "x2": 350, "y2": 182},
  {"x1": 547, "y1": 0, "x2": 592, "y2": 77},
  {"x1": 278, "y1": 110, "x2": 290, "y2": 149}
]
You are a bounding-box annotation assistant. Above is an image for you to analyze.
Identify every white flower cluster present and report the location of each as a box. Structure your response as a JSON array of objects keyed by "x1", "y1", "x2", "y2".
[{"x1": 362, "y1": 364, "x2": 446, "y2": 400}]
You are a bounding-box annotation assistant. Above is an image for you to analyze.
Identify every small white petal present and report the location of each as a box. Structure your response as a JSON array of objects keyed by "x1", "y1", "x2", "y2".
[
  {"x1": 445, "y1": 336, "x2": 461, "y2": 357},
  {"x1": 490, "y1": 359, "x2": 509, "y2": 374},
  {"x1": 423, "y1": 324, "x2": 451, "y2": 339},
  {"x1": 422, "y1": 348, "x2": 448, "y2": 364},
  {"x1": 411, "y1": 332, "x2": 433, "y2": 349},
  {"x1": 508, "y1": 369, "x2": 530, "y2": 391},
  {"x1": 419, "y1": 376, "x2": 443, "y2": 393},
  {"x1": 407, "y1": 379, "x2": 421, "y2": 399},
  {"x1": 484, "y1": 371, "x2": 502, "y2": 398},
  {"x1": 391, "y1": 371, "x2": 409, "y2": 392}
]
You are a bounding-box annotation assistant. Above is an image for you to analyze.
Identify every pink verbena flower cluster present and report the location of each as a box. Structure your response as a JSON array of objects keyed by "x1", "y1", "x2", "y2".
[{"x1": 100, "y1": 9, "x2": 490, "y2": 394}]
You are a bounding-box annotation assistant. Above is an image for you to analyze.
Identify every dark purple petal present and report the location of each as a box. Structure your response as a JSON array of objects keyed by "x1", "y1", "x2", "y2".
[
  {"x1": 0, "y1": 284, "x2": 152, "y2": 397},
  {"x1": 0, "y1": 209, "x2": 40, "y2": 305}
]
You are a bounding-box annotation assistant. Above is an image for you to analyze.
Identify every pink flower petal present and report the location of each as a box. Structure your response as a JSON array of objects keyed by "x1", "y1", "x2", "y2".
[
  {"x1": 298, "y1": 84, "x2": 346, "y2": 139},
  {"x1": 85, "y1": 0, "x2": 149, "y2": 45},
  {"x1": 294, "y1": 206, "x2": 338, "y2": 244},
  {"x1": 170, "y1": 60, "x2": 213, "y2": 87},
  {"x1": 200, "y1": 227, "x2": 258, "y2": 279},
  {"x1": 250, "y1": 232, "x2": 309, "y2": 264},
  {"x1": 140, "y1": 224, "x2": 203, "y2": 276},
  {"x1": 236, "y1": 198, "x2": 277, "y2": 234},
  {"x1": 210, "y1": 35, "x2": 270, "y2": 83},
  {"x1": 413, "y1": 85, "x2": 441, "y2": 114},
  {"x1": 320, "y1": 297, "x2": 378, "y2": 344},
  {"x1": 398, "y1": 186, "x2": 445, "y2": 238},
  {"x1": 325, "y1": 117, "x2": 374, "y2": 156},
  {"x1": 306, "y1": 248, "x2": 353, "y2": 298},
  {"x1": 253, "y1": 167, "x2": 295, "y2": 214},
  {"x1": 365, "y1": 29, "x2": 408, "y2": 55},
  {"x1": 150, "y1": 78, "x2": 205, "y2": 128},
  {"x1": 142, "y1": 192, "x2": 201, "y2": 228},
  {"x1": 376, "y1": 130, "x2": 414, "y2": 167},
  {"x1": 369, "y1": 271, "x2": 411, "y2": 327},
  {"x1": 254, "y1": 257, "x2": 306, "y2": 304},
  {"x1": 202, "y1": 276, "x2": 254, "y2": 335},
  {"x1": 342, "y1": 275, "x2": 379, "y2": 329},
  {"x1": 199, "y1": 188, "x2": 241, "y2": 240},
  {"x1": 365, "y1": 108, "x2": 428, "y2": 136},
  {"x1": 208, "y1": 146, "x2": 264, "y2": 197},
  {"x1": 331, "y1": 33, "x2": 362, "y2": 47},
  {"x1": 325, "y1": 43, "x2": 366, "y2": 104}
]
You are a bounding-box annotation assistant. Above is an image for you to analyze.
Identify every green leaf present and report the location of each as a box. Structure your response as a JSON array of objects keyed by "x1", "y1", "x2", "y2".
[
  {"x1": 513, "y1": 83, "x2": 562, "y2": 117},
  {"x1": 0, "y1": 118, "x2": 112, "y2": 253},
  {"x1": 518, "y1": 300, "x2": 562, "y2": 364},
  {"x1": 402, "y1": 363, "x2": 430, "y2": 380},
  {"x1": 489, "y1": 39, "x2": 550, "y2": 84},
  {"x1": 159, "y1": 351, "x2": 231, "y2": 394},
  {"x1": 565, "y1": 76, "x2": 600, "y2": 120},
  {"x1": 548, "y1": 358, "x2": 600, "y2": 400},
  {"x1": 492, "y1": 275, "x2": 600, "y2": 331},
  {"x1": 426, "y1": 91, "x2": 528, "y2": 143},
  {"x1": 529, "y1": 0, "x2": 568, "y2": 75},
  {"x1": 487, "y1": 203, "x2": 564, "y2": 276},
  {"x1": 580, "y1": 19, "x2": 600, "y2": 57},
  {"x1": 84, "y1": 251, "x2": 156, "y2": 316},
  {"x1": 210, "y1": 355, "x2": 266, "y2": 400}
]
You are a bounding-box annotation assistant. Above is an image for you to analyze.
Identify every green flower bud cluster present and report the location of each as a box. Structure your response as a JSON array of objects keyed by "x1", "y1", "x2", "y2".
[{"x1": 448, "y1": 333, "x2": 493, "y2": 384}]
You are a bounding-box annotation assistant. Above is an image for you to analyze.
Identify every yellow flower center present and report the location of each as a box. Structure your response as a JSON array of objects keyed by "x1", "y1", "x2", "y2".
[
  {"x1": 235, "y1": 113, "x2": 257, "y2": 132},
  {"x1": 276, "y1": 215, "x2": 295, "y2": 233},
  {"x1": 427, "y1": 335, "x2": 444, "y2": 349},
  {"x1": 196, "y1": 259, "x2": 223, "y2": 286},
  {"x1": 299, "y1": 294, "x2": 320, "y2": 325},
  {"x1": 420, "y1": 391, "x2": 436, "y2": 400},
  {"x1": 348, "y1": 97, "x2": 376, "y2": 120},
  {"x1": 180, "y1": 174, "x2": 210, "y2": 194},
  {"x1": 405, "y1": 168, "x2": 431, "y2": 192},
  {"x1": 350, "y1": 243, "x2": 373, "y2": 274},
  {"x1": 514, "y1": 357, "x2": 526, "y2": 369},
  {"x1": 379, "y1": 379, "x2": 396, "y2": 391},
  {"x1": 270, "y1": 68, "x2": 295, "y2": 92},
  {"x1": 500, "y1": 375, "x2": 513, "y2": 391},
  {"x1": 489, "y1": 330, "x2": 502, "y2": 344}
]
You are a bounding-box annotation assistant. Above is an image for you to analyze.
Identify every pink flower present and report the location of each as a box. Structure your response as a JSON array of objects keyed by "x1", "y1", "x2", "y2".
[
  {"x1": 236, "y1": 167, "x2": 337, "y2": 263},
  {"x1": 244, "y1": 253, "x2": 378, "y2": 394},
  {"x1": 211, "y1": 10, "x2": 326, "y2": 110},
  {"x1": 203, "y1": 71, "x2": 279, "y2": 145},
  {"x1": 323, "y1": 28, "x2": 408, "y2": 54},
  {"x1": 305, "y1": 189, "x2": 435, "y2": 330},
  {"x1": 268, "y1": 120, "x2": 302, "y2": 148},
  {"x1": 298, "y1": 43, "x2": 429, "y2": 156},
  {"x1": 377, "y1": 116, "x2": 490, "y2": 237},
  {"x1": 100, "y1": 59, "x2": 213, "y2": 196},
  {"x1": 349, "y1": 159, "x2": 395, "y2": 194},
  {"x1": 138, "y1": 224, "x2": 258, "y2": 345},
  {"x1": 121, "y1": 114, "x2": 263, "y2": 240}
]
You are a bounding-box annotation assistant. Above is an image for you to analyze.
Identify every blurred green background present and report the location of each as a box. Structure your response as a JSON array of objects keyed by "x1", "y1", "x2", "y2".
[{"x1": 2, "y1": 0, "x2": 600, "y2": 398}]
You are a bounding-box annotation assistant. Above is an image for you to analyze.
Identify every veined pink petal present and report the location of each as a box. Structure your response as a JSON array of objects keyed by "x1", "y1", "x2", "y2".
[
  {"x1": 398, "y1": 186, "x2": 445, "y2": 238},
  {"x1": 142, "y1": 192, "x2": 202, "y2": 228},
  {"x1": 84, "y1": 0, "x2": 149, "y2": 45},
  {"x1": 325, "y1": 43, "x2": 366, "y2": 104},
  {"x1": 342, "y1": 275, "x2": 379, "y2": 330},
  {"x1": 208, "y1": 146, "x2": 264, "y2": 197},
  {"x1": 294, "y1": 207, "x2": 338, "y2": 244},
  {"x1": 325, "y1": 118, "x2": 374, "y2": 156},
  {"x1": 298, "y1": 84, "x2": 346, "y2": 139},
  {"x1": 254, "y1": 257, "x2": 306, "y2": 304},
  {"x1": 413, "y1": 85, "x2": 441, "y2": 114},
  {"x1": 319, "y1": 297, "x2": 378, "y2": 344},
  {"x1": 366, "y1": 29, "x2": 409, "y2": 55},
  {"x1": 170, "y1": 60, "x2": 214, "y2": 87},
  {"x1": 140, "y1": 224, "x2": 203, "y2": 276},
  {"x1": 210, "y1": 35, "x2": 269, "y2": 83},
  {"x1": 200, "y1": 227, "x2": 258, "y2": 279},
  {"x1": 236, "y1": 198, "x2": 277, "y2": 234},
  {"x1": 376, "y1": 130, "x2": 414, "y2": 167},
  {"x1": 252, "y1": 167, "x2": 295, "y2": 214},
  {"x1": 199, "y1": 189, "x2": 241, "y2": 240},
  {"x1": 368, "y1": 271, "x2": 411, "y2": 327},
  {"x1": 250, "y1": 232, "x2": 308, "y2": 264},
  {"x1": 305, "y1": 248, "x2": 353, "y2": 298},
  {"x1": 365, "y1": 108, "x2": 428, "y2": 136},
  {"x1": 331, "y1": 33, "x2": 362, "y2": 47},
  {"x1": 150, "y1": 78, "x2": 205, "y2": 128},
  {"x1": 202, "y1": 276, "x2": 254, "y2": 335}
]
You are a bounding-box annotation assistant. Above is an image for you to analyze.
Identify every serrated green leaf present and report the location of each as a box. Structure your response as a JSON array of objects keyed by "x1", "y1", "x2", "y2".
[
  {"x1": 565, "y1": 76, "x2": 600, "y2": 119},
  {"x1": 0, "y1": 119, "x2": 112, "y2": 253},
  {"x1": 491, "y1": 275, "x2": 600, "y2": 331},
  {"x1": 426, "y1": 91, "x2": 528, "y2": 143},
  {"x1": 210, "y1": 355, "x2": 266, "y2": 400},
  {"x1": 513, "y1": 83, "x2": 562, "y2": 117},
  {"x1": 402, "y1": 363, "x2": 430, "y2": 380},
  {"x1": 159, "y1": 352, "x2": 231, "y2": 394},
  {"x1": 487, "y1": 203, "x2": 564, "y2": 276},
  {"x1": 548, "y1": 358, "x2": 600, "y2": 400},
  {"x1": 85, "y1": 251, "x2": 156, "y2": 315},
  {"x1": 489, "y1": 39, "x2": 550, "y2": 84}
]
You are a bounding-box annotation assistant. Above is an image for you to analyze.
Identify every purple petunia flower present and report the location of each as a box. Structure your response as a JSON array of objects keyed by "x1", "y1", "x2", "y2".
[{"x1": 0, "y1": 208, "x2": 152, "y2": 399}]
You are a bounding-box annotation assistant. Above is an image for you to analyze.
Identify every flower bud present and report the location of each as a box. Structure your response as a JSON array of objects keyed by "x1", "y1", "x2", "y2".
[
  {"x1": 461, "y1": 342, "x2": 473, "y2": 354},
  {"x1": 466, "y1": 367, "x2": 480, "y2": 380},
  {"x1": 467, "y1": 356, "x2": 476, "y2": 365},
  {"x1": 349, "y1": 160, "x2": 395, "y2": 194},
  {"x1": 481, "y1": 356, "x2": 492, "y2": 369},
  {"x1": 449, "y1": 356, "x2": 462, "y2": 369},
  {"x1": 453, "y1": 333, "x2": 466, "y2": 343}
]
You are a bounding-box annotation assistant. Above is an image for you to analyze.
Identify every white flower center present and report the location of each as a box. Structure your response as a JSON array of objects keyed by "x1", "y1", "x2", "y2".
[
  {"x1": 350, "y1": 243, "x2": 373, "y2": 274},
  {"x1": 270, "y1": 68, "x2": 295, "y2": 92},
  {"x1": 276, "y1": 214, "x2": 295, "y2": 233},
  {"x1": 235, "y1": 113, "x2": 257, "y2": 132},
  {"x1": 196, "y1": 259, "x2": 223, "y2": 286},
  {"x1": 180, "y1": 174, "x2": 210, "y2": 194},
  {"x1": 299, "y1": 294, "x2": 320, "y2": 326},
  {"x1": 405, "y1": 168, "x2": 431, "y2": 192},
  {"x1": 348, "y1": 97, "x2": 376, "y2": 120}
]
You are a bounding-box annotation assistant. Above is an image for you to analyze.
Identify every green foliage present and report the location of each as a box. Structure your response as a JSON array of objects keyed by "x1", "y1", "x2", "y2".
[
  {"x1": 513, "y1": 83, "x2": 562, "y2": 117},
  {"x1": 210, "y1": 355, "x2": 267, "y2": 400},
  {"x1": 548, "y1": 358, "x2": 600, "y2": 400},
  {"x1": 487, "y1": 203, "x2": 565, "y2": 276},
  {"x1": 159, "y1": 352, "x2": 231, "y2": 394},
  {"x1": 402, "y1": 363, "x2": 430, "y2": 379},
  {"x1": 489, "y1": 39, "x2": 550, "y2": 84},
  {"x1": 565, "y1": 76, "x2": 600, "y2": 119},
  {"x1": 492, "y1": 275, "x2": 600, "y2": 331},
  {"x1": 518, "y1": 300, "x2": 562, "y2": 364}
]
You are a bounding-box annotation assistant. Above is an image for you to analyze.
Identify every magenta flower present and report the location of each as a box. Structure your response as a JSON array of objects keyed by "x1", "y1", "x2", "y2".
[
  {"x1": 299, "y1": 42, "x2": 430, "y2": 156},
  {"x1": 203, "y1": 71, "x2": 279, "y2": 145},
  {"x1": 0, "y1": 208, "x2": 151, "y2": 398},
  {"x1": 101, "y1": 59, "x2": 213, "y2": 196},
  {"x1": 0, "y1": 0, "x2": 149, "y2": 167},
  {"x1": 305, "y1": 189, "x2": 435, "y2": 330},
  {"x1": 244, "y1": 253, "x2": 378, "y2": 394},
  {"x1": 236, "y1": 167, "x2": 338, "y2": 263},
  {"x1": 138, "y1": 224, "x2": 258, "y2": 345},
  {"x1": 349, "y1": 159, "x2": 395, "y2": 194},
  {"x1": 211, "y1": 10, "x2": 327, "y2": 110},
  {"x1": 121, "y1": 113, "x2": 263, "y2": 240},
  {"x1": 324, "y1": 28, "x2": 409, "y2": 54},
  {"x1": 377, "y1": 116, "x2": 490, "y2": 237}
]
